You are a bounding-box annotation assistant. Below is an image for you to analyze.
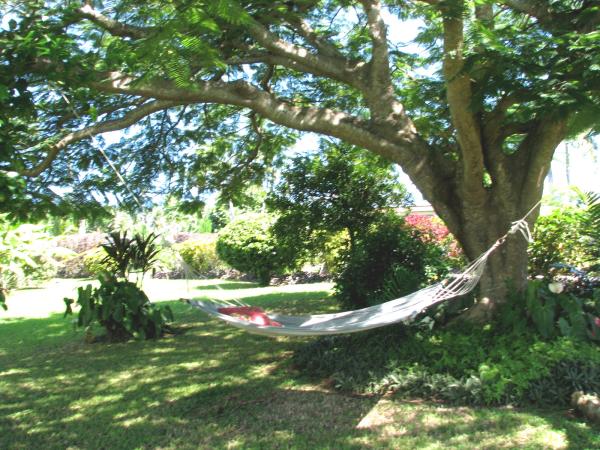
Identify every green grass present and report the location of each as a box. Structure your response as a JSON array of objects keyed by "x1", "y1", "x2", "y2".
[{"x1": 1, "y1": 279, "x2": 598, "y2": 449}]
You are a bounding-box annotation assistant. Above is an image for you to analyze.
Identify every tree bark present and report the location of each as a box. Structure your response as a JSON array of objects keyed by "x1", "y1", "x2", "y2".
[{"x1": 456, "y1": 207, "x2": 533, "y2": 321}]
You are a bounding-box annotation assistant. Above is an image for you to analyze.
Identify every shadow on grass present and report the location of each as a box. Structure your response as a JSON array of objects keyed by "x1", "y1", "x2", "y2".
[
  {"x1": 1, "y1": 295, "x2": 598, "y2": 450},
  {"x1": 0, "y1": 300, "x2": 375, "y2": 449}
]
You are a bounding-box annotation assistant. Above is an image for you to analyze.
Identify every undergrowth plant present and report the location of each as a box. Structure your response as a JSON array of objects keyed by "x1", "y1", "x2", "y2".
[
  {"x1": 101, "y1": 231, "x2": 160, "y2": 282},
  {"x1": 64, "y1": 274, "x2": 174, "y2": 340},
  {"x1": 525, "y1": 279, "x2": 600, "y2": 342},
  {"x1": 293, "y1": 323, "x2": 600, "y2": 406},
  {"x1": 64, "y1": 231, "x2": 173, "y2": 341}
]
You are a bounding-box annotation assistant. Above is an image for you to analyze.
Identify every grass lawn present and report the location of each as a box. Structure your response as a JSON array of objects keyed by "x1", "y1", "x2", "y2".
[{"x1": 1, "y1": 279, "x2": 598, "y2": 449}]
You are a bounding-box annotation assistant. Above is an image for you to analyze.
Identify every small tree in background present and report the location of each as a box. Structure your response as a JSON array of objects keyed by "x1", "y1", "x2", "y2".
[
  {"x1": 216, "y1": 213, "x2": 289, "y2": 285},
  {"x1": 268, "y1": 141, "x2": 412, "y2": 270}
]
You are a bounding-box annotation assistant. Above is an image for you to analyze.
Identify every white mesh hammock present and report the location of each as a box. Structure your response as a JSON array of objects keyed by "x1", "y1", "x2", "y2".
[{"x1": 187, "y1": 218, "x2": 533, "y2": 337}]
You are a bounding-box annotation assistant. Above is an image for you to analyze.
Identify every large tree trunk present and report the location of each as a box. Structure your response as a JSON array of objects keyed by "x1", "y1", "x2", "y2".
[
  {"x1": 460, "y1": 221, "x2": 532, "y2": 321},
  {"x1": 431, "y1": 193, "x2": 540, "y2": 322}
]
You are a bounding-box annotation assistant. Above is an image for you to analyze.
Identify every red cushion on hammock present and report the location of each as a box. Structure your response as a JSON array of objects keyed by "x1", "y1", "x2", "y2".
[{"x1": 217, "y1": 306, "x2": 282, "y2": 327}]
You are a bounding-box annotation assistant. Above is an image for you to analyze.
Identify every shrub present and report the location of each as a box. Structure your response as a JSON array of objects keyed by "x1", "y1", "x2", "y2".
[
  {"x1": 57, "y1": 253, "x2": 90, "y2": 278},
  {"x1": 216, "y1": 213, "x2": 290, "y2": 285},
  {"x1": 64, "y1": 274, "x2": 174, "y2": 340},
  {"x1": 55, "y1": 232, "x2": 105, "y2": 253},
  {"x1": 0, "y1": 220, "x2": 58, "y2": 291},
  {"x1": 51, "y1": 246, "x2": 77, "y2": 263},
  {"x1": 334, "y1": 213, "x2": 437, "y2": 309},
  {"x1": 529, "y1": 208, "x2": 587, "y2": 276},
  {"x1": 524, "y1": 279, "x2": 600, "y2": 342},
  {"x1": 292, "y1": 324, "x2": 600, "y2": 406},
  {"x1": 175, "y1": 236, "x2": 225, "y2": 276},
  {"x1": 404, "y1": 214, "x2": 463, "y2": 263},
  {"x1": 83, "y1": 247, "x2": 116, "y2": 276},
  {"x1": 57, "y1": 248, "x2": 109, "y2": 279}
]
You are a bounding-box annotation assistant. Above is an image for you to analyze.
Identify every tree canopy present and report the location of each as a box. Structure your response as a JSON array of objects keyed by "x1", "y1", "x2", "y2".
[{"x1": 1, "y1": 0, "x2": 599, "y2": 314}]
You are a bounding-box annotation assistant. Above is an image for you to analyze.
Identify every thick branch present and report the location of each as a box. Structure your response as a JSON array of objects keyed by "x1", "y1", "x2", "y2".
[
  {"x1": 19, "y1": 100, "x2": 181, "y2": 177},
  {"x1": 517, "y1": 117, "x2": 568, "y2": 207},
  {"x1": 359, "y1": 0, "x2": 396, "y2": 119},
  {"x1": 94, "y1": 74, "x2": 394, "y2": 148},
  {"x1": 500, "y1": 0, "x2": 600, "y2": 33},
  {"x1": 442, "y1": 5, "x2": 485, "y2": 203},
  {"x1": 75, "y1": 4, "x2": 152, "y2": 39},
  {"x1": 482, "y1": 93, "x2": 524, "y2": 144},
  {"x1": 224, "y1": 52, "x2": 360, "y2": 88},
  {"x1": 89, "y1": 72, "x2": 456, "y2": 226},
  {"x1": 245, "y1": 17, "x2": 366, "y2": 89},
  {"x1": 285, "y1": 17, "x2": 345, "y2": 60}
]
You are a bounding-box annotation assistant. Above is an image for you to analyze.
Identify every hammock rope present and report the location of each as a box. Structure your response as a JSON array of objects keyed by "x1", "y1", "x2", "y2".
[{"x1": 187, "y1": 207, "x2": 540, "y2": 337}]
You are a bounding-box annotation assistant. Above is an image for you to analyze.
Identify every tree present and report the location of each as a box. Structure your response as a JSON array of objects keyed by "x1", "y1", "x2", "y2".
[
  {"x1": 1, "y1": 0, "x2": 599, "y2": 319},
  {"x1": 268, "y1": 140, "x2": 411, "y2": 261}
]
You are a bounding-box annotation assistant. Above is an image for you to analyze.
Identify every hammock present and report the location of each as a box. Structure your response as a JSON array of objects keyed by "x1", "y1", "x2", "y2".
[{"x1": 187, "y1": 218, "x2": 534, "y2": 337}]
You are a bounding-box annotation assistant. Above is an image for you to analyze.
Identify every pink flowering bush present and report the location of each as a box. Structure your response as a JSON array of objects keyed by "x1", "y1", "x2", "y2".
[{"x1": 404, "y1": 214, "x2": 463, "y2": 260}]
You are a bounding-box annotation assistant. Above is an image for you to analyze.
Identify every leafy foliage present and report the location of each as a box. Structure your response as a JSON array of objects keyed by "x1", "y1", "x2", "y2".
[
  {"x1": 526, "y1": 360, "x2": 600, "y2": 407},
  {"x1": 525, "y1": 279, "x2": 600, "y2": 343},
  {"x1": 293, "y1": 324, "x2": 600, "y2": 406},
  {"x1": 268, "y1": 142, "x2": 411, "y2": 267},
  {"x1": 1, "y1": 0, "x2": 600, "y2": 309},
  {"x1": 403, "y1": 214, "x2": 463, "y2": 263},
  {"x1": 175, "y1": 236, "x2": 226, "y2": 276},
  {"x1": 528, "y1": 208, "x2": 587, "y2": 276},
  {"x1": 101, "y1": 231, "x2": 160, "y2": 279},
  {"x1": 63, "y1": 229, "x2": 171, "y2": 340},
  {"x1": 82, "y1": 247, "x2": 117, "y2": 277},
  {"x1": 64, "y1": 274, "x2": 174, "y2": 341},
  {"x1": 0, "y1": 218, "x2": 57, "y2": 293},
  {"x1": 216, "y1": 213, "x2": 290, "y2": 285},
  {"x1": 581, "y1": 191, "x2": 600, "y2": 268},
  {"x1": 334, "y1": 213, "x2": 437, "y2": 309}
]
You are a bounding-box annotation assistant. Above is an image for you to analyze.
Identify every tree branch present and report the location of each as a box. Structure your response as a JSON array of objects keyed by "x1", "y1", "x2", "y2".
[
  {"x1": 482, "y1": 93, "x2": 523, "y2": 144},
  {"x1": 285, "y1": 17, "x2": 345, "y2": 60},
  {"x1": 245, "y1": 16, "x2": 366, "y2": 89},
  {"x1": 516, "y1": 117, "x2": 568, "y2": 207},
  {"x1": 442, "y1": 2, "x2": 485, "y2": 204},
  {"x1": 74, "y1": 4, "x2": 152, "y2": 39},
  {"x1": 19, "y1": 100, "x2": 182, "y2": 177},
  {"x1": 499, "y1": 0, "x2": 600, "y2": 33},
  {"x1": 87, "y1": 71, "x2": 456, "y2": 227},
  {"x1": 499, "y1": 0, "x2": 554, "y2": 22},
  {"x1": 359, "y1": 0, "x2": 397, "y2": 120}
]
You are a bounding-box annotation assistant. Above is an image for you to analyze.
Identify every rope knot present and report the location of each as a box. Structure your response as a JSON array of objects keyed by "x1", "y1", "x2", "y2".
[{"x1": 509, "y1": 219, "x2": 533, "y2": 243}]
